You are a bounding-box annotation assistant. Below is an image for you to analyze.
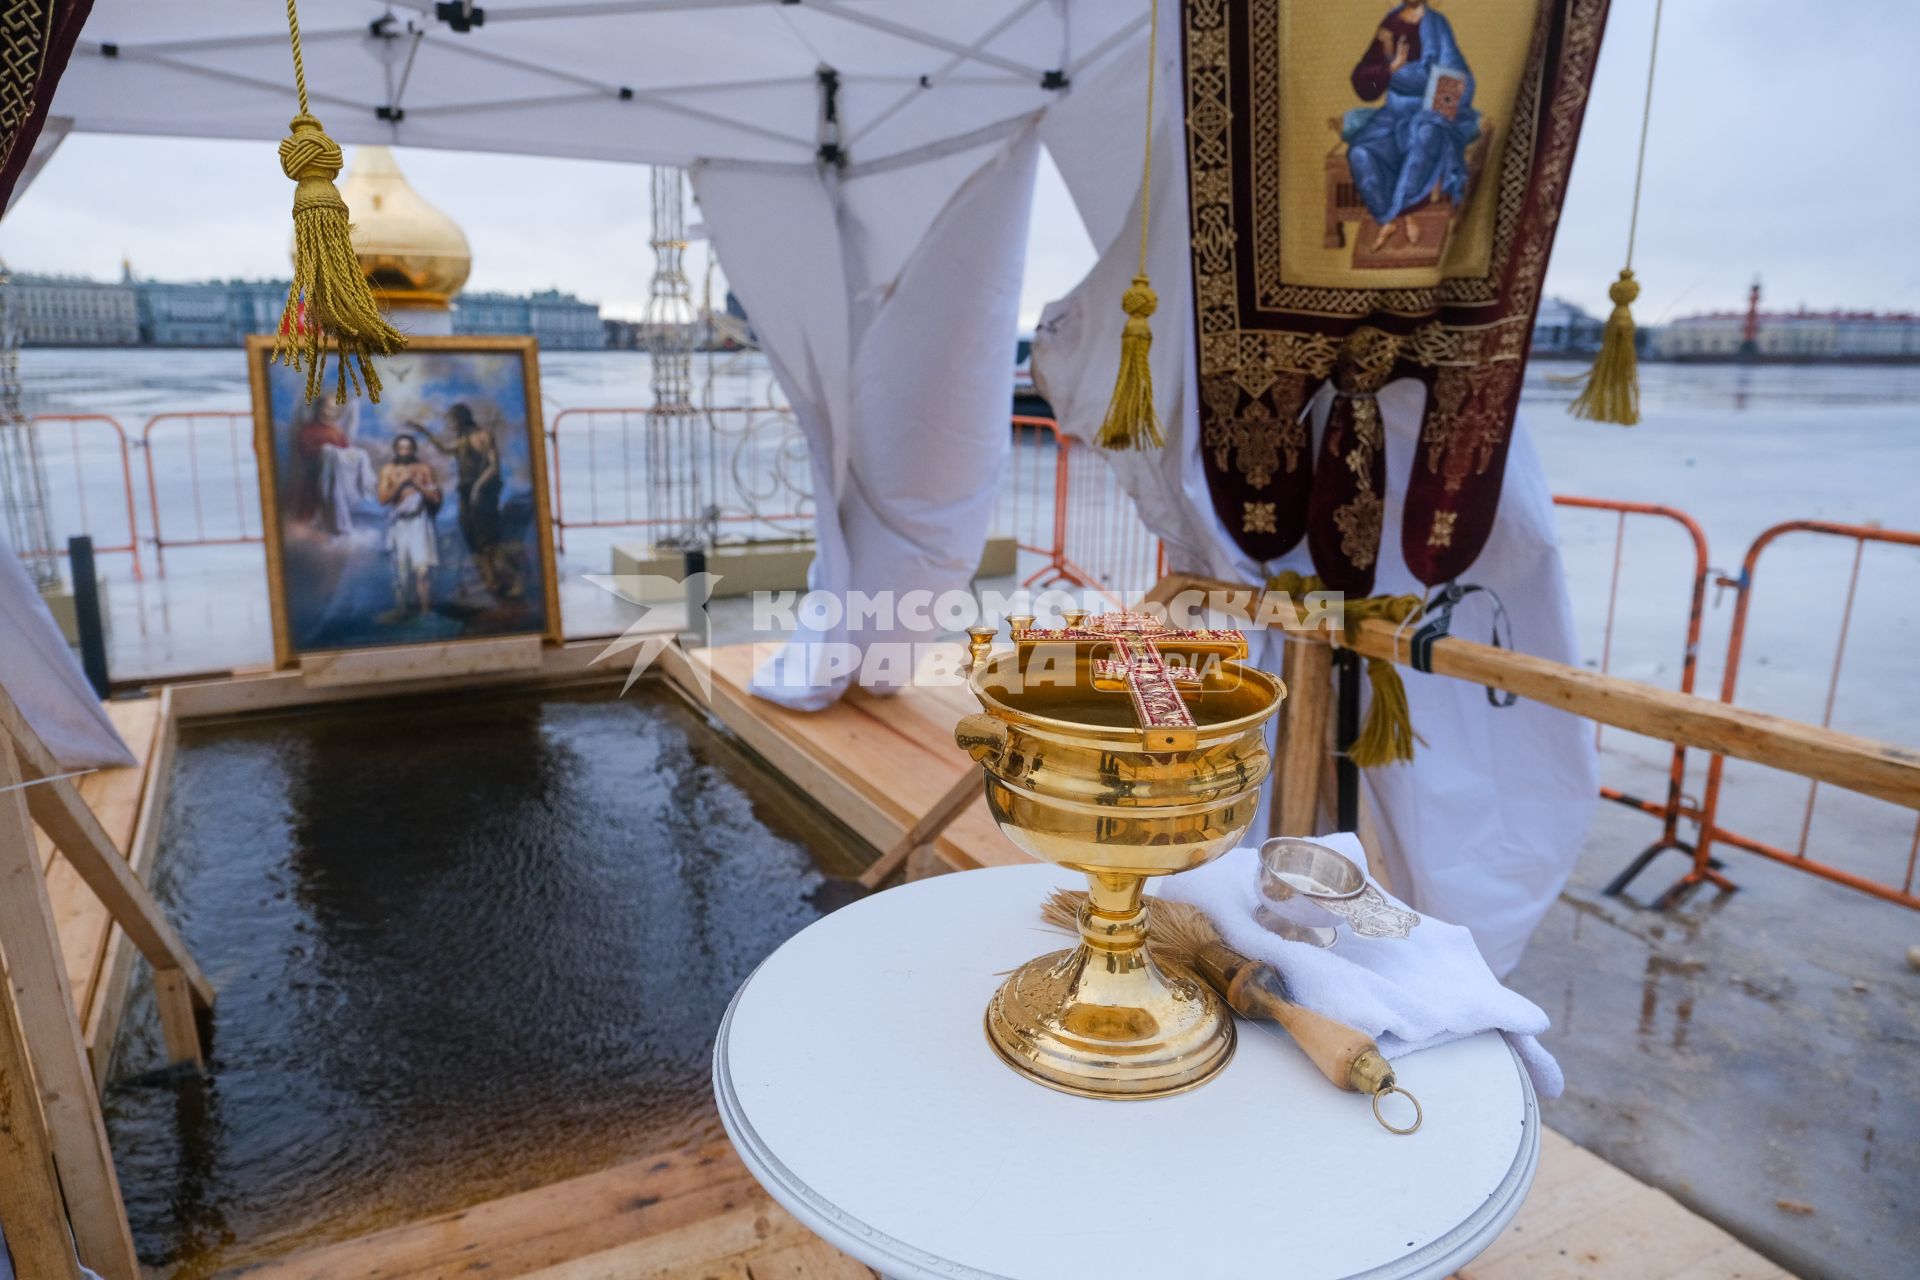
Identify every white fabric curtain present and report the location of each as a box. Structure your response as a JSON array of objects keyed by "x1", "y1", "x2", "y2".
[
  {"x1": 0, "y1": 530, "x2": 133, "y2": 771},
  {"x1": 693, "y1": 128, "x2": 1041, "y2": 708},
  {"x1": 1032, "y1": 18, "x2": 1597, "y2": 975}
]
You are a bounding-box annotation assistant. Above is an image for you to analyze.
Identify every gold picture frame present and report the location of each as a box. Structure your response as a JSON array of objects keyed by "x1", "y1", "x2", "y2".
[{"x1": 248, "y1": 334, "x2": 563, "y2": 669}]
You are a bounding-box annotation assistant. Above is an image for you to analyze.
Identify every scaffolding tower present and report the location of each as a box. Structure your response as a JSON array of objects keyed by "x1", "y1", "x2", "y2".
[
  {"x1": 644, "y1": 166, "x2": 713, "y2": 550},
  {"x1": 0, "y1": 261, "x2": 61, "y2": 591}
]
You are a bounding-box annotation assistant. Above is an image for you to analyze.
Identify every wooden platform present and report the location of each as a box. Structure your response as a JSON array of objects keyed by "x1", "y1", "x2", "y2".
[
  {"x1": 217, "y1": 1141, "x2": 876, "y2": 1280},
  {"x1": 36, "y1": 694, "x2": 172, "y2": 1080},
  {"x1": 663, "y1": 642, "x2": 1024, "y2": 875},
  {"x1": 34, "y1": 659, "x2": 1791, "y2": 1279},
  {"x1": 210, "y1": 1128, "x2": 1783, "y2": 1280}
]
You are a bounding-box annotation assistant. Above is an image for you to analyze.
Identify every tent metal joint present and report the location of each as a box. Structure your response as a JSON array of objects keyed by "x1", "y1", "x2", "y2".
[
  {"x1": 434, "y1": 2, "x2": 486, "y2": 33},
  {"x1": 816, "y1": 65, "x2": 845, "y2": 169},
  {"x1": 1041, "y1": 69, "x2": 1069, "y2": 91}
]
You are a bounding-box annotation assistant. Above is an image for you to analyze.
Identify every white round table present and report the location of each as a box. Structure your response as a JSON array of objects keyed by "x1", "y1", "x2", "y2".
[{"x1": 715, "y1": 864, "x2": 1538, "y2": 1280}]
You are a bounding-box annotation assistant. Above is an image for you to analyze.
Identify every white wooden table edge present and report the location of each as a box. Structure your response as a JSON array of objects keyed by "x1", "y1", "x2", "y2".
[{"x1": 714, "y1": 963, "x2": 1542, "y2": 1280}]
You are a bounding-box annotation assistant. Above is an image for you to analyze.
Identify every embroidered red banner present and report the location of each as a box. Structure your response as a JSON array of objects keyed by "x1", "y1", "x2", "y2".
[{"x1": 1183, "y1": 0, "x2": 1611, "y2": 590}]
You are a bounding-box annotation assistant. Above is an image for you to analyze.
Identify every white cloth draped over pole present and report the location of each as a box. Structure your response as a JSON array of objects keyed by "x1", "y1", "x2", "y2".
[
  {"x1": 1033, "y1": 15, "x2": 1597, "y2": 975},
  {"x1": 0, "y1": 529, "x2": 133, "y2": 771},
  {"x1": 693, "y1": 129, "x2": 1040, "y2": 708}
]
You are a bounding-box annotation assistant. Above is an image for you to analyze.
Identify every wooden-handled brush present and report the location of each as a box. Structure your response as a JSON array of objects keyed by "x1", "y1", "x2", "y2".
[{"x1": 1043, "y1": 889, "x2": 1421, "y2": 1131}]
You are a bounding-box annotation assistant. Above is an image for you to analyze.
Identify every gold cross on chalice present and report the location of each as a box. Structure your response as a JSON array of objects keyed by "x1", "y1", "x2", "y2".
[
  {"x1": 955, "y1": 609, "x2": 1284, "y2": 1099},
  {"x1": 1010, "y1": 609, "x2": 1248, "y2": 750}
]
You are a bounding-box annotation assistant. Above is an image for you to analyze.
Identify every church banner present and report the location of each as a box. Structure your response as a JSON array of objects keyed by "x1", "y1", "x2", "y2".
[
  {"x1": 1183, "y1": 0, "x2": 1611, "y2": 591},
  {"x1": 0, "y1": 1, "x2": 94, "y2": 210}
]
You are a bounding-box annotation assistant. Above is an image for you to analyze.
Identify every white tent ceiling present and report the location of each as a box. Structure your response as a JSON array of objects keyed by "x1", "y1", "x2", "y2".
[{"x1": 49, "y1": 1, "x2": 1145, "y2": 171}]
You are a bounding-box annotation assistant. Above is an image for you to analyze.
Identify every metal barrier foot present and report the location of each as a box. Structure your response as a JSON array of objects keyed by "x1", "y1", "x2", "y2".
[
  {"x1": 1652, "y1": 865, "x2": 1738, "y2": 911},
  {"x1": 1602, "y1": 839, "x2": 1690, "y2": 898}
]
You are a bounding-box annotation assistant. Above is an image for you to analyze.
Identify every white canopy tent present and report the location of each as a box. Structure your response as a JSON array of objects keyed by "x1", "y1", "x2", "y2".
[
  {"x1": 27, "y1": 0, "x2": 1596, "y2": 969},
  {"x1": 45, "y1": 0, "x2": 1146, "y2": 707}
]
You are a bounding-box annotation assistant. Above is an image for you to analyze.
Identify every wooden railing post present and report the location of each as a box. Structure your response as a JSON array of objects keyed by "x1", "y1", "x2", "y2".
[
  {"x1": 0, "y1": 928, "x2": 83, "y2": 1280},
  {"x1": 0, "y1": 684, "x2": 212, "y2": 1073},
  {"x1": 0, "y1": 736, "x2": 140, "y2": 1280},
  {"x1": 1275, "y1": 638, "x2": 1333, "y2": 838}
]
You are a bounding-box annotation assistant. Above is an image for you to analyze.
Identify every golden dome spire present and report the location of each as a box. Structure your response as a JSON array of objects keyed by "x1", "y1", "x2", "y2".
[{"x1": 333, "y1": 146, "x2": 472, "y2": 309}]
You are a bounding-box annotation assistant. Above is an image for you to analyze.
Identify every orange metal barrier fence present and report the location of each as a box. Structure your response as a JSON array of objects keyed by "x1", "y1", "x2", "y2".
[
  {"x1": 29, "y1": 414, "x2": 144, "y2": 580},
  {"x1": 27, "y1": 405, "x2": 1917, "y2": 916},
  {"x1": 1579, "y1": 511, "x2": 1920, "y2": 911},
  {"x1": 142, "y1": 412, "x2": 261, "y2": 572},
  {"x1": 1682, "y1": 522, "x2": 1920, "y2": 909},
  {"x1": 1552, "y1": 496, "x2": 1712, "y2": 885},
  {"x1": 545, "y1": 403, "x2": 815, "y2": 553},
  {"x1": 994, "y1": 416, "x2": 1165, "y2": 603}
]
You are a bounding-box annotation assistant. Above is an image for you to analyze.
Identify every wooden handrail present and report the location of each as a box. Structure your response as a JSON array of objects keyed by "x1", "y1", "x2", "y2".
[{"x1": 1150, "y1": 574, "x2": 1920, "y2": 813}]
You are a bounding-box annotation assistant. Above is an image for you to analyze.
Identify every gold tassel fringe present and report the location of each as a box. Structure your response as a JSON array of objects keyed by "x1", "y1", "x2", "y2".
[
  {"x1": 1568, "y1": 268, "x2": 1641, "y2": 426},
  {"x1": 1268, "y1": 572, "x2": 1424, "y2": 767},
  {"x1": 273, "y1": 112, "x2": 406, "y2": 403},
  {"x1": 1097, "y1": 274, "x2": 1164, "y2": 450},
  {"x1": 1349, "y1": 655, "x2": 1417, "y2": 768}
]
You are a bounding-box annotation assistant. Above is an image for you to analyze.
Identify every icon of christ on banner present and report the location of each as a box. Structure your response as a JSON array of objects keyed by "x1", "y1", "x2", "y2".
[
  {"x1": 1186, "y1": 0, "x2": 1609, "y2": 586},
  {"x1": 1341, "y1": 2, "x2": 1481, "y2": 261}
]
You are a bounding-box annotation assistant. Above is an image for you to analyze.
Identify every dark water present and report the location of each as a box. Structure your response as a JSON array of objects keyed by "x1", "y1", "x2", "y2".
[{"x1": 102, "y1": 682, "x2": 870, "y2": 1277}]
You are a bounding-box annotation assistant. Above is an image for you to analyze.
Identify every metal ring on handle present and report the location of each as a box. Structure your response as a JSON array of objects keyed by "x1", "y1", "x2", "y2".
[{"x1": 1372, "y1": 1084, "x2": 1423, "y2": 1135}]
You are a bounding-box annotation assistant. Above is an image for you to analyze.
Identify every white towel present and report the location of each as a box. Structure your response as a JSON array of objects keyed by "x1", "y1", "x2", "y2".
[{"x1": 1159, "y1": 835, "x2": 1563, "y2": 1097}]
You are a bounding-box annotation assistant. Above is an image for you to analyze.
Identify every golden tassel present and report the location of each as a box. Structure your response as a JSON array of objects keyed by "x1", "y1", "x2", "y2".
[
  {"x1": 1098, "y1": 0, "x2": 1164, "y2": 452},
  {"x1": 1568, "y1": 0, "x2": 1661, "y2": 429},
  {"x1": 1567, "y1": 269, "x2": 1641, "y2": 426},
  {"x1": 1269, "y1": 572, "x2": 1424, "y2": 767},
  {"x1": 1098, "y1": 275, "x2": 1164, "y2": 449},
  {"x1": 1340, "y1": 593, "x2": 1424, "y2": 768},
  {"x1": 1348, "y1": 654, "x2": 1418, "y2": 768},
  {"x1": 273, "y1": 0, "x2": 405, "y2": 404}
]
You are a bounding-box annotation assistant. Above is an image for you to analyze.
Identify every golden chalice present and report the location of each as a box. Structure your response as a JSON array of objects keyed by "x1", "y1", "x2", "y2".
[{"x1": 954, "y1": 611, "x2": 1284, "y2": 1099}]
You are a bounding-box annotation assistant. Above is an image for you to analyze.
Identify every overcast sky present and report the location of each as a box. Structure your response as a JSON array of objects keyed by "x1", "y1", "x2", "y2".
[{"x1": 3, "y1": 0, "x2": 1912, "y2": 327}]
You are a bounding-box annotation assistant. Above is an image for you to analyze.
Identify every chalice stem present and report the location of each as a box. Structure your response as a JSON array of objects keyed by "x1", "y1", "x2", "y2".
[{"x1": 1080, "y1": 871, "x2": 1151, "y2": 973}]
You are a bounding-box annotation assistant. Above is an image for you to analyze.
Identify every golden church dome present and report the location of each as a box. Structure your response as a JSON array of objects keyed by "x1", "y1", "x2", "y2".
[{"x1": 331, "y1": 146, "x2": 472, "y2": 309}]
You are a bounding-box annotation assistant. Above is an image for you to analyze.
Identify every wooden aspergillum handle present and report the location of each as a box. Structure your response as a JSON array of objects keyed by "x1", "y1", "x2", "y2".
[{"x1": 1191, "y1": 942, "x2": 1383, "y2": 1092}]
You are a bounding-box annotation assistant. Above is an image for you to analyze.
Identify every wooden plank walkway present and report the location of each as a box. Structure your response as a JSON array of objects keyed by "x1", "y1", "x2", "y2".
[
  {"x1": 212, "y1": 1129, "x2": 1785, "y2": 1280},
  {"x1": 216, "y1": 1141, "x2": 875, "y2": 1280},
  {"x1": 664, "y1": 643, "x2": 1023, "y2": 873},
  {"x1": 35, "y1": 696, "x2": 168, "y2": 1076}
]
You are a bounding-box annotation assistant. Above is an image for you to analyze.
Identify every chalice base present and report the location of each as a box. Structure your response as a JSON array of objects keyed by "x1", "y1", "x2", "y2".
[{"x1": 984, "y1": 944, "x2": 1236, "y2": 1100}]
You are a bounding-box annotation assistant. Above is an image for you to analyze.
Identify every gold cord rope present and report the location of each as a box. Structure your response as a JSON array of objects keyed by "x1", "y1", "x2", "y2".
[
  {"x1": 273, "y1": 0, "x2": 407, "y2": 402},
  {"x1": 1135, "y1": 0, "x2": 1157, "y2": 277},
  {"x1": 1097, "y1": 0, "x2": 1166, "y2": 451},
  {"x1": 1622, "y1": 0, "x2": 1662, "y2": 270},
  {"x1": 1569, "y1": 0, "x2": 1663, "y2": 427}
]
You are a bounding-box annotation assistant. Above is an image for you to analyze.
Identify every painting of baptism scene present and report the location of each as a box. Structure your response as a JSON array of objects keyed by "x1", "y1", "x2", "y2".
[
  {"x1": 3, "y1": 3, "x2": 1919, "y2": 1280},
  {"x1": 253, "y1": 338, "x2": 558, "y2": 662}
]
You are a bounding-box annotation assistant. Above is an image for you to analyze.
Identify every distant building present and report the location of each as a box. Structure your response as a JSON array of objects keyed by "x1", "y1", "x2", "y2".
[
  {"x1": 8, "y1": 272, "x2": 607, "y2": 349},
  {"x1": 1530, "y1": 297, "x2": 1605, "y2": 357},
  {"x1": 1654, "y1": 310, "x2": 1920, "y2": 361},
  {"x1": 603, "y1": 318, "x2": 644, "y2": 350},
  {"x1": 138, "y1": 279, "x2": 287, "y2": 347},
  {"x1": 7, "y1": 274, "x2": 140, "y2": 345},
  {"x1": 454, "y1": 289, "x2": 603, "y2": 349}
]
